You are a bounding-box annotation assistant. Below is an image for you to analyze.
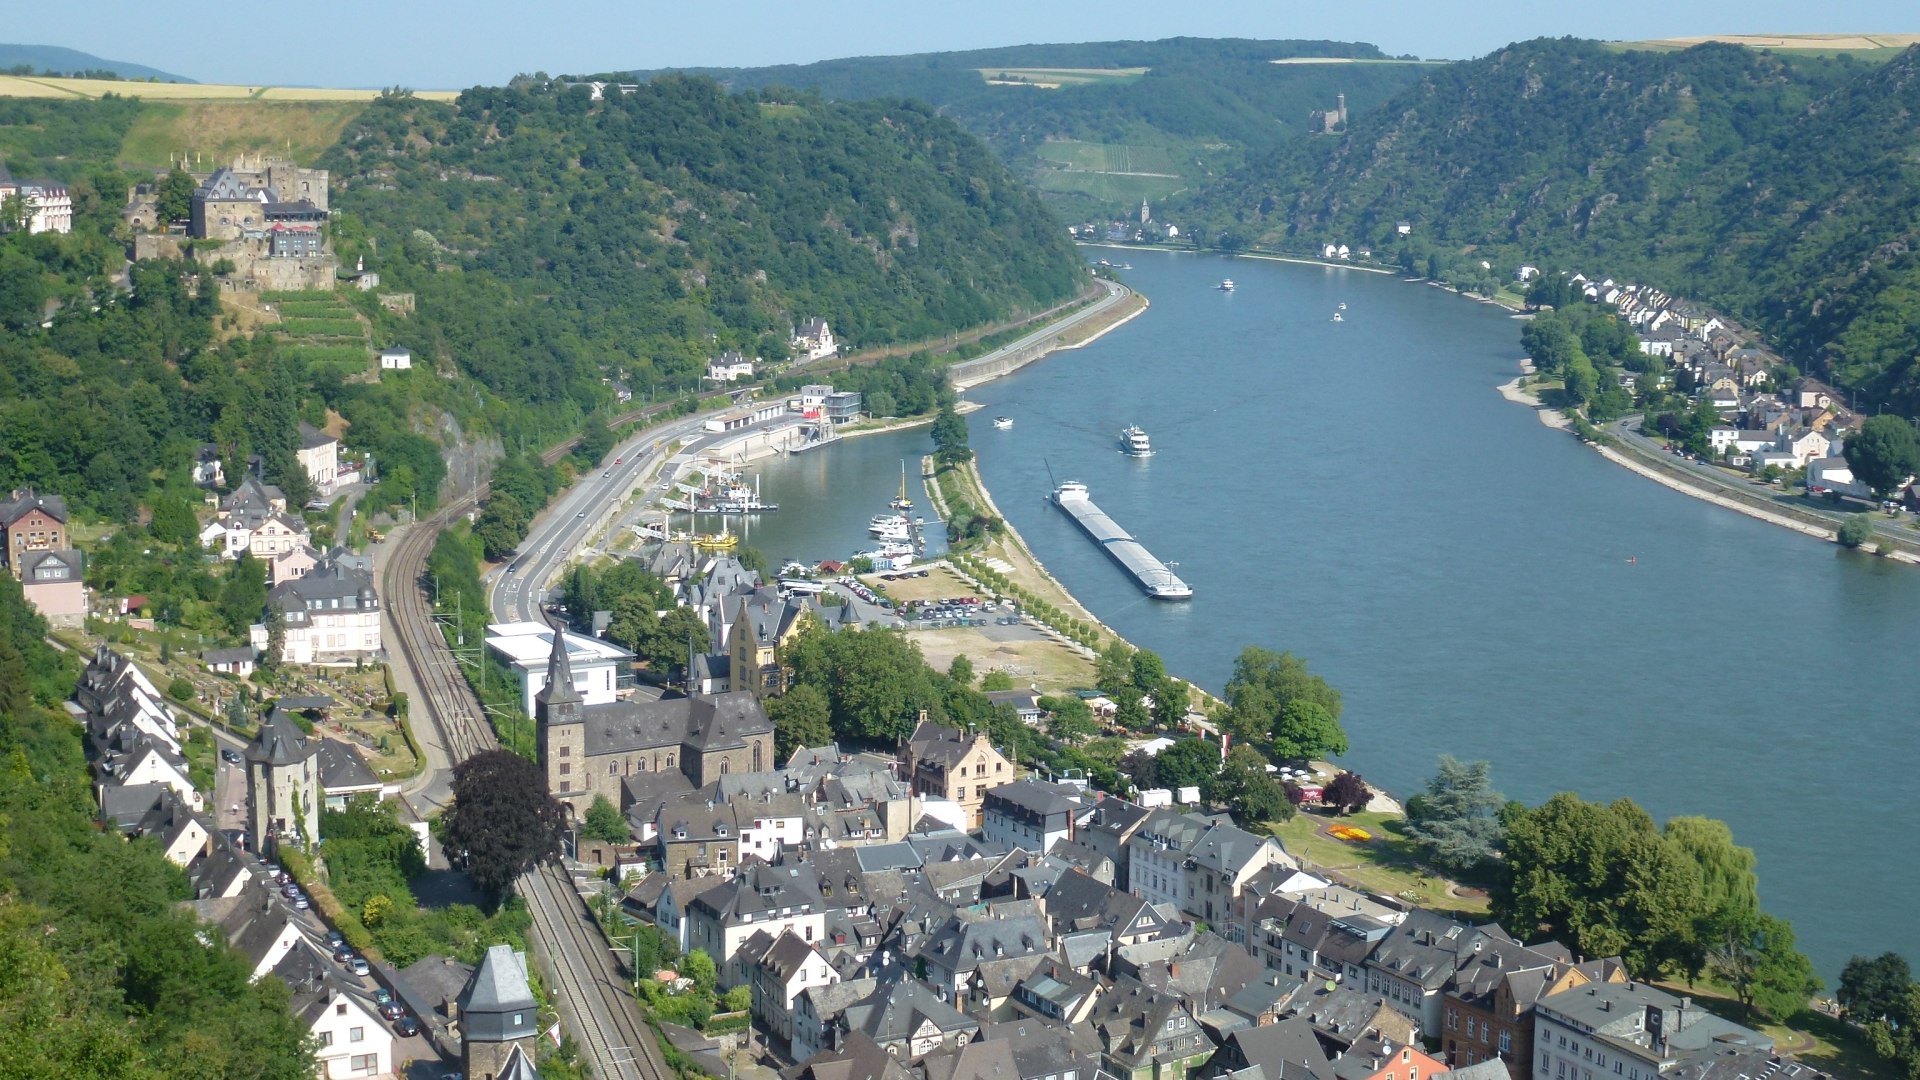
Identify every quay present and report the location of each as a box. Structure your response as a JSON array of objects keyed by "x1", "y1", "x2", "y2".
[{"x1": 1049, "y1": 482, "x2": 1192, "y2": 599}]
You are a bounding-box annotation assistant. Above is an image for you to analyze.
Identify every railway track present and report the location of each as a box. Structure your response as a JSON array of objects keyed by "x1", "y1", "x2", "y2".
[{"x1": 379, "y1": 483, "x2": 672, "y2": 1080}]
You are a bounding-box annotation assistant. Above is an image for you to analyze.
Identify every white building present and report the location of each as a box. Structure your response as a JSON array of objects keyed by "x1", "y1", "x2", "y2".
[
  {"x1": 981, "y1": 780, "x2": 1089, "y2": 854},
  {"x1": 751, "y1": 930, "x2": 840, "y2": 1048},
  {"x1": 255, "y1": 551, "x2": 381, "y2": 665},
  {"x1": 378, "y1": 347, "x2": 412, "y2": 370},
  {"x1": 791, "y1": 318, "x2": 837, "y2": 361},
  {"x1": 706, "y1": 350, "x2": 758, "y2": 382},
  {"x1": 296, "y1": 424, "x2": 340, "y2": 493},
  {"x1": 0, "y1": 181, "x2": 73, "y2": 234},
  {"x1": 486, "y1": 622, "x2": 632, "y2": 713}
]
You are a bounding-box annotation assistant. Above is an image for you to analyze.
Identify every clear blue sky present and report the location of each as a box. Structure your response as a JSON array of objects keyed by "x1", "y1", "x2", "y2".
[{"x1": 46, "y1": 0, "x2": 1920, "y2": 87}]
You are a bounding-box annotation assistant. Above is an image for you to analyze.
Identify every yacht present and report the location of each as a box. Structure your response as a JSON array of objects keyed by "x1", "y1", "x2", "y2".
[
  {"x1": 992, "y1": 416, "x2": 1014, "y2": 430},
  {"x1": 1332, "y1": 311, "x2": 1344, "y2": 322},
  {"x1": 1119, "y1": 425, "x2": 1153, "y2": 457},
  {"x1": 869, "y1": 517, "x2": 911, "y2": 541},
  {"x1": 890, "y1": 460, "x2": 915, "y2": 511},
  {"x1": 1338, "y1": 302, "x2": 1348, "y2": 310},
  {"x1": 1218, "y1": 278, "x2": 1235, "y2": 291}
]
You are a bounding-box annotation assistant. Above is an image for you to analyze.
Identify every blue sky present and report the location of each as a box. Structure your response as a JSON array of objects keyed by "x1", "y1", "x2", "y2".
[{"x1": 47, "y1": 0, "x2": 1920, "y2": 87}]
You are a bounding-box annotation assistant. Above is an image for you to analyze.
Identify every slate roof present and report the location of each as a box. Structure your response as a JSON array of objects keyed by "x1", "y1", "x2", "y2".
[
  {"x1": 20, "y1": 548, "x2": 82, "y2": 579},
  {"x1": 781, "y1": 1030, "x2": 913, "y2": 1080},
  {"x1": 247, "y1": 706, "x2": 319, "y2": 767},
  {"x1": 837, "y1": 974, "x2": 978, "y2": 1048},
  {"x1": 579, "y1": 691, "x2": 771, "y2": 757},
  {"x1": 1044, "y1": 869, "x2": 1165, "y2": 938},
  {"x1": 202, "y1": 646, "x2": 257, "y2": 665},
  {"x1": 98, "y1": 782, "x2": 169, "y2": 829},
  {"x1": 921, "y1": 1037, "x2": 1018, "y2": 1080},
  {"x1": 0, "y1": 488, "x2": 68, "y2": 526},
  {"x1": 760, "y1": 929, "x2": 825, "y2": 981},
  {"x1": 920, "y1": 913, "x2": 1050, "y2": 972},
  {"x1": 460, "y1": 944, "x2": 536, "y2": 1013},
  {"x1": 1367, "y1": 910, "x2": 1494, "y2": 992},
  {"x1": 1223, "y1": 1018, "x2": 1334, "y2": 1080},
  {"x1": 691, "y1": 860, "x2": 830, "y2": 922},
  {"x1": 315, "y1": 738, "x2": 380, "y2": 793},
  {"x1": 496, "y1": 1044, "x2": 544, "y2": 1080}
]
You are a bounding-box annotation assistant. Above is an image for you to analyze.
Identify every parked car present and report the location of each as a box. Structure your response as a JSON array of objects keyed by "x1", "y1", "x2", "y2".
[
  {"x1": 333, "y1": 944, "x2": 357, "y2": 963},
  {"x1": 379, "y1": 1001, "x2": 406, "y2": 1021},
  {"x1": 221, "y1": 749, "x2": 242, "y2": 765},
  {"x1": 394, "y1": 1015, "x2": 420, "y2": 1037},
  {"x1": 326, "y1": 931, "x2": 345, "y2": 948},
  {"x1": 373, "y1": 987, "x2": 391, "y2": 1005},
  {"x1": 347, "y1": 958, "x2": 370, "y2": 977}
]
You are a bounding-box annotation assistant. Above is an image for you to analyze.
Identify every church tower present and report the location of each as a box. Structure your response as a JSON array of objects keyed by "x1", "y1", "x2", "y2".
[
  {"x1": 534, "y1": 620, "x2": 586, "y2": 806},
  {"x1": 458, "y1": 944, "x2": 539, "y2": 1080}
]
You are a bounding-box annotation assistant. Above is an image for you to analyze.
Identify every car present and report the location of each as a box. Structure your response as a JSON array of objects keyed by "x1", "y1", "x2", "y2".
[
  {"x1": 379, "y1": 1001, "x2": 407, "y2": 1021},
  {"x1": 334, "y1": 944, "x2": 357, "y2": 963},
  {"x1": 614, "y1": 457, "x2": 622, "y2": 465},
  {"x1": 576, "y1": 510, "x2": 586, "y2": 518},
  {"x1": 292, "y1": 895, "x2": 310, "y2": 911},
  {"x1": 603, "y1": 471, "x2": 612, "y2": 478},
  {"x1": 394, "y1": 1015, "x2": 420, "y2": 1037},
  {"x1": 506, "y1": 563, "x2": 519, "y2": 575},
  {"x1": 220, "y1": 748, "x2": 242, "y2": 765},
  {"x1": 348, "y1": 958, "x2": 370, "y2": 977},
  {"x1": 281, "y1": 884, "x2": 300, "y2": 898},
  {"x1": 326, "y1": 930, "x2": 345, "y2": 947},
  {"x1": 373, "y1": 988, "x2": 392, "y2": 1006}
]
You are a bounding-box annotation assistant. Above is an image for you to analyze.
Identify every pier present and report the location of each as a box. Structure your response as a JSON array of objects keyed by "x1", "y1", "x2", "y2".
[{"x1": 1050, "y1": 482, "x2": 1191, "y2": 599}]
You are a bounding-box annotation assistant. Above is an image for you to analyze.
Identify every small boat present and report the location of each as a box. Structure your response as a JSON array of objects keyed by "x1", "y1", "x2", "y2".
[
  {"x1": 1332, "y1": 312, "x2": 1344, "y2": 322},
  {"x1": 1218, "y1": 279, "x2": 1235, "y2": 291},
  {"x1": 869, "y1": 519, "x2": 911, "y2": 541},
  {"x1": 890, "y1": 460, "x2": 915, "y2": 511},
  {"x1": 992, "y1": 416, "x2": 1014, "y2": 430},
  {"x1": 1113, "y1": 262, "x2": 1133, "y2": 270},
  {"x1": 1119, "y1": 425, "x2": 1153, "y2": 457},
  {"x1": 1338, "y1": 302, "x2": 1348, "y2": 310}
]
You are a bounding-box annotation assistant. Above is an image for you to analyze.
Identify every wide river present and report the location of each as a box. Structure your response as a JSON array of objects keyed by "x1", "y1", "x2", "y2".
[{"x1": 739, "y1": 249, "x2": 1917, "y2": 983}]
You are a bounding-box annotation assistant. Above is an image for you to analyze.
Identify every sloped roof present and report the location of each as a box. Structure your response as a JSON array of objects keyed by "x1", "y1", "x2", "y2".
[
  {"x1": 316, "y1": 738, "x2": 379, "y2": 792},
  {"x1": 460, "y1": 944, "x2": 535, "y2": 1014},
  {"x1": 247, "y1": 706, "x2": 318, "y2": 767}
]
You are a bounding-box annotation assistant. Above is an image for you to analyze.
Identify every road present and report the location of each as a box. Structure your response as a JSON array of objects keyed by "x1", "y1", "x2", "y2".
[
  {"x1": 379, "y1": 282, "x2": 1133, "y2": 1079},
  {"x1": 1607, "y1": 416, "x2": 1920, "y2": 551}
]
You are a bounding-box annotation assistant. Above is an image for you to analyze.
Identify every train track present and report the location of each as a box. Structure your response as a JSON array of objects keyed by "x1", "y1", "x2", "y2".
[{"x1": 380, "y1": 481, "x2": 672, "y2": 1080}]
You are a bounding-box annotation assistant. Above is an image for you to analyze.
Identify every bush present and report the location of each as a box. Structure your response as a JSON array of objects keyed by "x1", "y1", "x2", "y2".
[
  {"x1": 166, "y1": 676, "x2": 195, "y2": 702},
  {"x1": 1837, "y1": 513, "x2": 1874, "y2": 549}
]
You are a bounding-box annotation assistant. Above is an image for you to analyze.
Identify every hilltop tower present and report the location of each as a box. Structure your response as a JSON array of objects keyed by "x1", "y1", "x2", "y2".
[
  {"x1": 535, "y1": 621, "x2": 586, "y2": 806},
  {"x1": 458, "y1": 944, "x2": 539, "y2": 1080},
  {"x1": 1336, "y1": 92, "x2": 1348, "y2": 128}
]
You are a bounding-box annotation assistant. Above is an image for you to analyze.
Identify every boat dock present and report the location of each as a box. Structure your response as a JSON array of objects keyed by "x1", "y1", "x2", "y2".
[{"x1": 1050, "y1": 482, "x2": 1192, "y2": 599}]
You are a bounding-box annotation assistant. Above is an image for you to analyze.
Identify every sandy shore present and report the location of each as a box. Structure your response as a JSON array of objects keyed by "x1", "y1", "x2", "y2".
[{"x1": 1496, "y1": 375, "x2": 1572, "y2": 431}]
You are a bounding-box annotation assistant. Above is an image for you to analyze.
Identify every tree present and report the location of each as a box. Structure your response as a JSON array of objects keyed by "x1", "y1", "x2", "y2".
[
  {"x1": 583, "y1": 794, "x2": 630, "y2": 846},
  {"x1": 166, "y1": 677, "x2": 194, "y2": 702},
  {"x1": 574, "y1": 416, "x2": 616, "y2": 465},
  {"x1": 1119, "y1": 749, "x2": 1161, "y2": 792},
  {"x1": 1267, "y1": 700, "x2": 1349, "y2": 762},
  {"x1": 947, "y1": 654, "x2": 974, "y2": 687},
  {"x1": 1839, "y1": 952, "x2": 1913, "y2": 1023},
  {"x1": 782, "y1": 624, "x2": 941, "y2": 742},
  {"x1": 683, "y1": 948, "x2": 718, "y2": 995},
  {"x1": 1707, "y1": 910, "x2": 1821, "y2": 1021},
  {"x1": 1213, "y1": 744, "x2": 1292, "y2": 826},
  {"x1": 1323, "y1": 771, "x2": 1371, "y2": 815},
  {"x1": 441, "y1": 750, "x2": 565, "y2": 900},
  {"x1": 1664, "y1": 816, "x2": 1759, "y2": 929},
  {"x1": 1838, "y1": 513, "x2": 1875, "y2": 549},
  {"x1": 219, "y1": 554, "x2": 268, "y2": 638},
  {"x1": 155, "y1": 168, "x2": 196, "y2": 223},
  {"x1": 1844, "y1": 415, "x2": 1920, "y2": 497},
  {"x1": 1218, "y1": 647, "x2": 1345, "y2": 757},
  {"x1": 1153, "y1": 737, "x2": 1219, "y2": 793},
  {"x1": 768, "y1": 684, "x2": 833, "y2": 760},
  {"x1": 473, "y1": 493, "x2": 529, "y2": 561},
  {"x1": 1403, "y1": 755, "x2": 1505, "y2": 873},
  {"x1": 1040, "y1": 695, "x2": 1097, "y2": 744},
  {"x1": 980, "y1": 669, "x2": 1014, "y2": 692},
  {"x1": 149, "y1": 494, "x2": 199, "y2": 549},
  {"x1": 931, "y1": 403, "x2": 972, "y2": 467}
]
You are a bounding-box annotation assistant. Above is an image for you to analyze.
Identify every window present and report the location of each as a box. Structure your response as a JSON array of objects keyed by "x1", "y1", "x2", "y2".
[
  {"x1": 1540, "y1": 1053, "x2": 1550, "y2": 1075},
  {"x1": 1501, "y1": 1031, "x2": 1512, "y2": 1054},
  {"x1": 560, "y1": 746, "x2": 571, "y2": 757},
  {"x1": 350, "y1": 1055, "x2": 378, "y2": 1074},
  {"x1": 336, "y1": 1003, "x2": 347, "y2": 1015},
  {"x1": 559, "y1": 763, "x2": 570, "y2": 775},
  {"x1": 350, "y1": 1026, "x2": 364, "y2": 1042},
  {"x1": 610, "y1": 762, "x2": 620, "y2": 775},
  {"x1": 319, "y1": 1032, "x2": 334, "y2": 1047},
  {"x1": 513, "y1": 1012, "x2": 524, "y2": 1025}
]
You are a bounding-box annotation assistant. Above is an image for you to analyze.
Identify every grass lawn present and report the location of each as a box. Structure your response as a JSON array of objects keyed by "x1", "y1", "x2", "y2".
[
  {"x1": 119, "y1": 100, "x2": 372, "y2": 169},
  {"x1": 1268, "y1": 810, "x2": 1491, "y2": 919},
  {"x1": 978, "y1": 67, "x2": 1150, "y2": 88},
  {"x1": 908, "y1": 625, "x2": 1094, "y2": 694}
]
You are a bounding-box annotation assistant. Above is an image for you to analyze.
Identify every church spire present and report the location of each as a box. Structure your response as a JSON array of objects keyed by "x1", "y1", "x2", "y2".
[{"x1": 535, "y1": 618, "x2": 581, "y2": 712}]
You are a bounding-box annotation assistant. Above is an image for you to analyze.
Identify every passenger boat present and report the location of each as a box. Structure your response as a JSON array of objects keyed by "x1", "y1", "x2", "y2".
[
  {"x1": 1218, "y1": 278, "x2": 1235, "y2": 291},
  {"x1": 1119, "y1": 425, "x2": 1153, "y2": 457},
  {"x1": 992, "y1": 416, "x2": 1014, "y2": 430}
]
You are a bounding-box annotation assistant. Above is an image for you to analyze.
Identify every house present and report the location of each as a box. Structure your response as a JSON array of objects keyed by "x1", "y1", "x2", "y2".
[
  {"x1": 985, "y1": 688, "x2": 1047, "y2": 725},
  {"x1": 276, "y1": 941, "x2": 394, "y2": 1078},
  {"x1": 825, "y1": 391, "x2": 863, "y2": 424},
  {"x1": 0, "y1": 488, "x2": 69, "y2": 577},
  {"x1": 793, "y1": 318, "x2": 837, "y2": 361},
  {"x1": 1515, "y1": 266, "x2": 1539, "y2": 282},
  {"x1": 783, "y1": 1030, "x2": 916, "y2": 1080},
  {"x1": 246, "y1": 705, "x2": 322, "y2": 855},
  {"x1": 201, "y1": 476, "x2": 312, "y2": 567},
  {"x1": 1534, "y1": 980, "x2": 1772, "y2": 1080},
  {"x1": 296, "y1": 423, "x2": 340, "y2": 492},
  {"x1": 1361, "y1": 912, "x2": 1490, "y2": 1036},
  {"x1": 1209, "y1": 1017, "x2": 1333, "y2": 1080},
  {"x1": 684, "y1": 860, "x2": 834, "y2": 988},
  {"x1": 729, "y1": 586, "x2": 864, "y2": 697},
  {"x1": 0, "y1": 179, "x2": 73, "y2": 234},
  {"x1": 752, "y1": 929, "x2": 841, "y2": 1049},
  {"x1": 1396, "y1": 221, "x2": 1412, "y2": 235},
  {"x1": 1807, "y1": 457, "x2": 1870, "y2": 500},
  {"x1": 900, "y1": 719, "x2": 1016, "y2": 829},
  {"x1": 18, "y1": 547, "x2": 86, "y2": 624},
  {"x1": 1443, "y1": 942, "x2": 1624, "y2": 1078},
  {"x1": 378, "y1": 346, "x2": 412, "y2": 370},
  {"x1": 1336, "y1": 1038, "x2": 1446, "y2": 1080},
  {"x1": 794, "y1": 978, "x2": 883, "y2": 1063},
  {"x1": 486, "y1": 621, "x2": 634, "y2": 713},
  {"x1": 316, "y1": 738, "x2": 385, "y2": 810},
  {"x1": 1128, "y1": 808, "x2": 1295, "y2": 929},
  {"x1": 982, "y1": 780, "x2": 1091, "y2": 854},
  {"x1": 94, "y1": 732, "x2": 202, "y2": 813},
  {"x1": 1087, "y1": 977, "x2": 1215, "y2": 1080},
  {"x1": 1041, "y1": 869, "x2": 1174, "y2": 947},
  {"x1": 1079, "y1": 797, "x2": 1154, "y2": 890},
  {"x1": 203, "y1": 646, "x2": 258, "y2": 677},
  {"x1": 192, "y1": 880, "x2": 308, "y2": 982},
  {"x1": 706, "y1": 351, "x2": 758, "y2": 382},
  {"x1": 831, "y1": 975, "x2": 980, "y2": 1059},
  {"x1": 916, "y1": 912, "x2": 1051, "y2": 999},
  {"x1": 256, "y1": 550, "x2": 381, "y2": 664}
]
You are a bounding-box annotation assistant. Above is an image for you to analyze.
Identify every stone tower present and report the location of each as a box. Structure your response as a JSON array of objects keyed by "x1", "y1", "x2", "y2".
[
  {"x1": 534, "y1": 620, "x2": 585, "y2": 805},
  {"x1": 458, "y1": 944, "x2": 539, "y2": 1080},
  {"x1": 245, "y1": 705, "x2": 321, "y2": 856}
]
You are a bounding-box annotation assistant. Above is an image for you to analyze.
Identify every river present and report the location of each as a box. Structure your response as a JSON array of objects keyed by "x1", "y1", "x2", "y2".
[{"x1": 737, "y1": 249, "x2": 1918, "y2": 983}]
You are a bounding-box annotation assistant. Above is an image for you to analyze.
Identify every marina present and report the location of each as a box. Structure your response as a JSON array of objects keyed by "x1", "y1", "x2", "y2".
[{"x1": 1050, "y1": 481, "x2": 1191, "y2": 599}]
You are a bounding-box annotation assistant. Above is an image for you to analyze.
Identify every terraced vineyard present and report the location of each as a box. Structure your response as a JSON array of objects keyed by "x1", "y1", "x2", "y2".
[{"x1": 261, "y1": 292, "x2": 370, "y2": 379}]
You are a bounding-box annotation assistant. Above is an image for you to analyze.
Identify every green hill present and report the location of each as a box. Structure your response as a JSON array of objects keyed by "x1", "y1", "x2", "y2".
[
  {"x1": 321, "y1": 77, "x2": 1085, "y2": 403},
  {"x1": 0, "y1": 42, "x2": 189, "y2": 82},
  {"x1": 622, "y1": 38, "x2": 1435, "y2": 217},
  {"x1": 1183, "y1": 38, "x2": 1920, "y2": 411}
]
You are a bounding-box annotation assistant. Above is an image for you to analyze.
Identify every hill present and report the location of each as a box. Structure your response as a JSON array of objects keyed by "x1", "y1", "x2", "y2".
[
  {"x1": 320, "y1": 77, "x2": 1085, "y2": 403},
  {"x1": 621, "y1": 38, "x2": 1435, "y2": 217},
  {"x1": 1183, "y1": 38, "x2": 1920, "y2": 411},
  {"x1": 0, "y1": 41, "x2": 189, "y2": 82}
]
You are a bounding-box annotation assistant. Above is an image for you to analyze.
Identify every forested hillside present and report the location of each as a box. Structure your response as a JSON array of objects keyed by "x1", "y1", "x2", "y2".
[
  {"x1": 323, "y1": 77, "x2": 1084, "y2": 403},
  {"x1": 1184, "y1": 38, "x2": 1920, "y2": 411},
  {"x1": 624, "y1": 39, "x2": 1432, "y2": 217}
]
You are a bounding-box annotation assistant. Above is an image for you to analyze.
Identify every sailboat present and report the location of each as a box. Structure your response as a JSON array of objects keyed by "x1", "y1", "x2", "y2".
[{"x1": 890, "y1": 460, "x2": 915, "y2": 511}]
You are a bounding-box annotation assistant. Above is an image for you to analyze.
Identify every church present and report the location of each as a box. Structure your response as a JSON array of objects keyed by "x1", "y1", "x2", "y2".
[{"x1": 533, "y1": 622, "x2": 774, "y2": 815}]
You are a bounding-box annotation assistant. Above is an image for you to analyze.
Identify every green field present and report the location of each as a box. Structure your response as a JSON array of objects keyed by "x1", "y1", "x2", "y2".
[
  {"x1": 119, "y1": 100, "x2": 370, "y2": 170},
  {"x1": 1032, "y1": 169, "x2": 1188, "y2": 206},
  {"x1": 1035, "y1": 140, "x2": 1183, "y2": 176}
]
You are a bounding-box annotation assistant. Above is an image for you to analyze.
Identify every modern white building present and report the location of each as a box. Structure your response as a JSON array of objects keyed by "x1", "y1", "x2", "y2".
[
  {"x1": 485, "y1": 622, "x2": 633, "y2": 713},
  {"x1": 981, "y1": 779, "x2": 1090, "y2": 854}
]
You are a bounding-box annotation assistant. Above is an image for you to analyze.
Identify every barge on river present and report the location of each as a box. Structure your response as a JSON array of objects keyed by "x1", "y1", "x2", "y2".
[{"x1": 1050, "y1": 482, "x2": 1192, "y2": 599}]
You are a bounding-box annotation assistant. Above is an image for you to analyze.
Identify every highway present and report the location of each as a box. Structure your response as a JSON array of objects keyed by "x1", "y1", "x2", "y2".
[{"x1": 378, "y1": 280, "x2": 1131, "y2": 1079}]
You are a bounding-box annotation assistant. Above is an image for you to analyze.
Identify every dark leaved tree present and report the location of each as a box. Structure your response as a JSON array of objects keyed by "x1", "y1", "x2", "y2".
[
  {"x1": 1323, "y1": 771, "x2": 1371, "y2": 815},
  {"x1": 442, "y1": 750, "x2": 565, "y2": 901}
]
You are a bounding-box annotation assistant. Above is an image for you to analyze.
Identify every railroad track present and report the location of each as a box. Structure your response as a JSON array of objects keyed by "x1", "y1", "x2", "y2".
[{"x1": 379, "y1": 484, "x2": 672, "y2": 1080}]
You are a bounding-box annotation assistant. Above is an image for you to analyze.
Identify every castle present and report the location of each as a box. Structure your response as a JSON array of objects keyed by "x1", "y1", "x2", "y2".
[
  {"x1": 1310, "y1": 92, "x2": 1349, "y2": 134},
  {"x1": 533, "y1": 622, "x2": 774, "y2": 816},
  {"x1": 125, "y1": 155, "x2": 338, "y2": 292}
]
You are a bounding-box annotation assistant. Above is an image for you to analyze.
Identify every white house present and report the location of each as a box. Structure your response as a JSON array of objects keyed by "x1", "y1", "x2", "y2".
[
  {"x1": 1808, "y1": 456, "x2": 1870, "y2": 499},
  {"x1": 296, "y1": 424, "x2": 340, "y2": 493},
  {"x1": 751, "y1": 930, "x2": 840, "y2": 1049},
  {"x1": 378, "y1": 347, "x2": 412, "y2": 370},
  {"x1": 0, "y1": 181, "x2": 73, "y2": 234},
  {"x1": 297, "y1": 972, "x2": 394, "y2": 1078},
  {"x1": 255, "y1": 552, "x2": 381, "y2": 665},
  {"x1": 485, "y1": 622, "x2": 632, "y2": 713},
  {"x1": 791, "y1": 318, "x2": 836, "y2": 361},
  {"x1": 705, "y1": 351, "x2": 758, "y2": 382},
  {"x1": 1515, "y1": 265, "x2": 1540, "y2": 282},
  {"x1": 981, "y1": 780, "x2": 1089, "y2": 855}
]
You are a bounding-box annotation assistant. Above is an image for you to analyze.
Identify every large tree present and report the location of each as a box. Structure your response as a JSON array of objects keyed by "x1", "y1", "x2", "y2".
[
  {"x1": 1218, "y1": 647, "x2": 1346, "y2": 759},
  {"x1": 583, "y1": 794, "x2": 630, "y2": 846},
  {"x1": 1152, "y1": 737, "x2": 1219, "y2": 794},
  {"x1": 1845, "y1": 414, "x2": 1920, "y2": 497},
  {"x1": 1212, "y1": 744, "x2": 1292, "y2": 827},
  {"x1": 1403, "y1": 755, "x2": 1505, "y2": 873},
  {"x1": 1707, "y1": 910, "x2": 1821, "y2": 1021},
  {"x1": 442, "y1": 750, "x2": 566, "y2": 900},
  {"x1": 782, "y1": 623, "x2": 941, "y2": 742},
  {"x1": 930, "y1": 403, "x2": 972, "y2": 467},
  {"x1": 1839, "y1": 952, "x2": 1913, "y2": 1024},
  {"x1": 769, "y1": 683, "x2": 833, "y2": 760}
]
